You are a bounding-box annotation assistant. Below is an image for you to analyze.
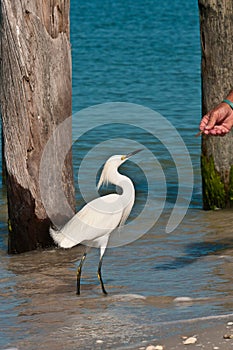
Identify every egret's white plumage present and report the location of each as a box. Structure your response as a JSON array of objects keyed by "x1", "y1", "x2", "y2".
[{"x1": 50, "y1": 149, "x2": 141, "y2": 294}]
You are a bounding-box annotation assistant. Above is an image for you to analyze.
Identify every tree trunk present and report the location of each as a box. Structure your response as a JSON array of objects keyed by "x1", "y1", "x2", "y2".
[
  {"x1": 198, "y1": 0, "x2": 233, "y2": 209},
  {"x1": 0, "y1": 1, "x2": 75, "y2": 253}
]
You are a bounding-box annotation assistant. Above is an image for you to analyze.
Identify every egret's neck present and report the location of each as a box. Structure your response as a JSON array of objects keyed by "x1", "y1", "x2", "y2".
[
  {"x1": 109, "y1": 168, "x2": 135, "y2": 200},
  {"x1": 100, "y1": 165, "x2": 135, "y2": 224}
]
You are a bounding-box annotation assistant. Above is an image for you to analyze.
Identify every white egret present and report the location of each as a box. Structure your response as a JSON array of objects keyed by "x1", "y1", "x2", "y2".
[{"x1": 50, "y1": 149, "x2": 142, "y2": 295}]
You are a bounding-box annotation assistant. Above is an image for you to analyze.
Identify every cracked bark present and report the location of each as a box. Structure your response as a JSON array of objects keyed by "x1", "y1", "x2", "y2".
[
  {"x1": 198, "y1": 0, "x2": 233, "y2": 209},
  {"x1": 0, "y1": 0, "x2": 75, "y2": 253}
]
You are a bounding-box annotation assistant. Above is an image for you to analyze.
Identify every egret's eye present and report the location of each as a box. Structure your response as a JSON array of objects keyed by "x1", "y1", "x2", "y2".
[{"x1": 121, "y1": 155, "x2": 126, "y2": 160}]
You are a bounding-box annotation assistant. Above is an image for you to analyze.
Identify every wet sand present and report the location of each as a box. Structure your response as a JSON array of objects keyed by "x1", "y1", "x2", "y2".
[{"x1": 145, "y1": 316, "x2": 233, "y2": 350}]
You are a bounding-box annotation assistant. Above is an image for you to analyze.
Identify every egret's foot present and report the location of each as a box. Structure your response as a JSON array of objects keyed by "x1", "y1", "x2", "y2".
[
  {"x1": 98, "y1": 273, "x2": 108, "y2": 295},
  {"x1": 101, "y1": 284, "x2": 108, "y2": 295},
  {"x1": 76, "y1": 252, "x2": 87, "y2": 295},
  {"x1": 98, "y1": 257, "x2": 108, "y2": 295}
]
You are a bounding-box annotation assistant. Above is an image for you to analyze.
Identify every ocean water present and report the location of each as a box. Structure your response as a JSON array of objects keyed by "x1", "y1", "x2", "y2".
[{"x1": 1, "y1": 1, "x2": 233, "y2": 349}]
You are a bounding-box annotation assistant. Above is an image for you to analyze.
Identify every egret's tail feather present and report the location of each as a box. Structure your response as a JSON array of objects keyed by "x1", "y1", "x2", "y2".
[
  {"x1": 50, "y1": 226, "x2": 65, "y2": 246},
  {"x1": 50, "y1": 226, "x2": 76, "y2": 249}
]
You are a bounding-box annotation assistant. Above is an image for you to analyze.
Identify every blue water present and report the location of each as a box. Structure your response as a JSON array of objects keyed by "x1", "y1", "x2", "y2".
[
  {"x1": 2, "y1": 1, "x2": 233, "y2": 349},
  {"x1": 71, "y1": 0, "x2": 202, "y2": 207},
  {"x1": 71, "y1": 0, "x2": 201, "y2": 118}
]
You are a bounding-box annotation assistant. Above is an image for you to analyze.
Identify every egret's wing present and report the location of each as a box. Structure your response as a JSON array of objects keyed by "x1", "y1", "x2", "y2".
[{"x1": 58, "y1": 194, "x2": 124, "y2": 248}]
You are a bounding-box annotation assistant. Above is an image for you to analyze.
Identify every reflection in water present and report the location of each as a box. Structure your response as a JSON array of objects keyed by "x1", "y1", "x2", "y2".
[{"x1": 155, "y1": 240, "x2": 233, "y2": 270}]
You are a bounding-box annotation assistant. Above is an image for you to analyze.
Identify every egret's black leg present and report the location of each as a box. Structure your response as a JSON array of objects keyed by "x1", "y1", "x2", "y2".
[
  {"x1": 98, "y1": 257, "x2": 108, "y2": 295},
  {"x1": 76, "y1": 252, "x2": 87, "y2": 295}
]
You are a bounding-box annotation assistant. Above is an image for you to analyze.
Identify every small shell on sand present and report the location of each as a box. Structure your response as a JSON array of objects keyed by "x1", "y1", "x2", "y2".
[
  {"x1": 223, "y1": 334, "x2": 233, "y2": 339},
  {"x1": 182, "y1": 336, "x2": 197, "y2": 345},
  {"x1": 174, "y1": 297, "x2": 193, "y2": 302},
  {"x1": 146, "y1": 345, "x2": 164, "y2": 350}
]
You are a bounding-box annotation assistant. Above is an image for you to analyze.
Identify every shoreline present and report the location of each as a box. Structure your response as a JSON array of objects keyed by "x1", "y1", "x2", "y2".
[{"x1": 145, "y1": 314, "x2": 233, "y2": 350}]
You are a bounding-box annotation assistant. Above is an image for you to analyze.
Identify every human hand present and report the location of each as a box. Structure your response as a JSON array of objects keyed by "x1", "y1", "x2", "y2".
[{"x1": 199, "y1": 102, "x2": 233, "y2": 135}]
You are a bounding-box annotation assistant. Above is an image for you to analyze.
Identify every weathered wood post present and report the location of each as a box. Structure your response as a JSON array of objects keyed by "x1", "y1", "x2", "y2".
[
  {"x1": 0, "y1": 1, "x2": 75, "y2": 253},
  {"x1": 198, "y1": 0, "x2": 233, "y2": 209}
]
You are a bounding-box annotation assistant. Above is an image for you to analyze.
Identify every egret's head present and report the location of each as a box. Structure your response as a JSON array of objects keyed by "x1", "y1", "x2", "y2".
[{"x1": 97, "y1": 149, "x2": 142, "y2": 189}]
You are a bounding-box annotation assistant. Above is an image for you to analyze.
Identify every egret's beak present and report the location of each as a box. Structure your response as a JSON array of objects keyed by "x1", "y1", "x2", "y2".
[{"x1": 121, "y1": 149, "x2": 143, "y2": 160}]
